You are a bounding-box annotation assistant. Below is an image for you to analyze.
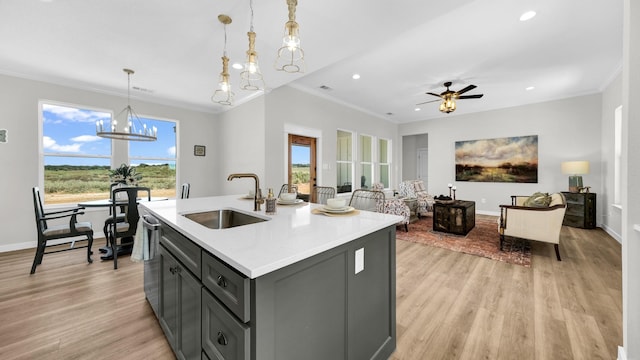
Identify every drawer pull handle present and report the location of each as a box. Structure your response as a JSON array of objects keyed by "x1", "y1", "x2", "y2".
[
  {"x1": 217, "y1": 275, "x2": 228, "y2": 288},
  {"x1": 217, "y1": 331, "x2": 228, "y2": 346}
]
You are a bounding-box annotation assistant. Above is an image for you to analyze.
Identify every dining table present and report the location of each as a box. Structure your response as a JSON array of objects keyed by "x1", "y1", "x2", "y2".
[{"x1": 78, "y1": 196, "x2": 169, "y2": 260}]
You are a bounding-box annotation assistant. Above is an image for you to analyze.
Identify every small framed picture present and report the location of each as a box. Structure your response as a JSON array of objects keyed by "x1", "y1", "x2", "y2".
[{"x1": 194, "y1": 145, "x2": 206, "y2": 156}]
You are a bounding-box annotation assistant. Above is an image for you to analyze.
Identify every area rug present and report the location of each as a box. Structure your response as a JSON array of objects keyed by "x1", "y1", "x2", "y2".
[{"x1": 396, "y1": 216, "x2": 531, "y2": 267}]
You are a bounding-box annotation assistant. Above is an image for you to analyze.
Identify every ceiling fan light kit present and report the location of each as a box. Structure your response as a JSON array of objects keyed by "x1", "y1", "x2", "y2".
[
  {"x1": 417, "y1": 81, "x2": 484, "y2": 114},
  {"x1": 96, "y1": 68, "x2": 157, "y2": 141}
]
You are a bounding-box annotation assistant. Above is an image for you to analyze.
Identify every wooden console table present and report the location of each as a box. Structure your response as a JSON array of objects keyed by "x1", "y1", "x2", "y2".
[{"x1": 433, "y1": 200, "x2": 476, "y2": 235}]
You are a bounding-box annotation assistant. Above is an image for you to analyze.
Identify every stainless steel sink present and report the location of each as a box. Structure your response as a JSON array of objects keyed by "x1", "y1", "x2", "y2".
[{"x1": 182, "y1": 209, "x2": 268, "y2": 229}]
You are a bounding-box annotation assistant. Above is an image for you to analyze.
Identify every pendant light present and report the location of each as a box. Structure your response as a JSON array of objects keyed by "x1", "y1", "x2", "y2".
[
  {"x1": 240, "y1": 0, "x2": 265, "y2": 91},
  {"x1": 96, "y1": 69, "x2": 157, "y2": 141},
  {"x1": 275, "y1": 0, "x2": 305, "y2": 73},
  {"x1": 212, "y1": 15, "x2": 235, "y2": 106}
]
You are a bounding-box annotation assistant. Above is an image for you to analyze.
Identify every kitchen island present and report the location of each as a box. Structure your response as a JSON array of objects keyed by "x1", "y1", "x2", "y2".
[{"x1": 140, "y1": 195, "x2": 401, "y2": 360}]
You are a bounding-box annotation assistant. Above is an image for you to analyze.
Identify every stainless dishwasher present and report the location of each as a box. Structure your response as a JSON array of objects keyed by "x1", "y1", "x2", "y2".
[{"x1": 142, "y1": 213, "x2": 161, "y2": 317}]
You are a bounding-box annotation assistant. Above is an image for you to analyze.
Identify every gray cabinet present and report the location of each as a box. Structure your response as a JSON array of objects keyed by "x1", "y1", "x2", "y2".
[
  {"x1": 147, "y1": 220, "x2": 396, "y2": 360},
  {"x1": 159, "y1": 244, "x2": 202, "y2": 360}
]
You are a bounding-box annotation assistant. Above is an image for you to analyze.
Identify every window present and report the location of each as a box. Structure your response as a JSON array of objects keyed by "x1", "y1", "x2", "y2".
[
  {"x1": 41, "y1": 101, "x2": 178, "y2": 205},
  {"x1": 359, "y1": 134, "x2": 373, "y2": 189},
  {"x1": 378, "y1": 138, "x2": 391, "y2": 188},
  {"x1": 336, "y1": 130, "x2": 353, "y2": 194},
  {"x1": 129, "y1": 116, "x2": 178, "y2": 199}
]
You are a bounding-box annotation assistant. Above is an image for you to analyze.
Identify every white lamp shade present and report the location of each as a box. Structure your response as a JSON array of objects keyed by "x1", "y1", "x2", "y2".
[{"x1": 561, "y1": 161, "x2": 590, "y2": 175}]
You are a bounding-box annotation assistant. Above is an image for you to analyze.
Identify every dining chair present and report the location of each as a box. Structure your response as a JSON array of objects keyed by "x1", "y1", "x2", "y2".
[
  {"x1": 181, "y1": 183, "x2": 191, "y2": 199},
  {"x1": 102, "y1": 182, "x2": 127, "y2": 249},
  {"x1": 277, "y1": 184, "x2": 298, "y2": 198},
  {"x1": 105, "y1": 186, "x2": 151, "y2": 269},
  {"x1": 313, "y1": 186, "x2": 336, "y2": 205},
  {"x1": 348, "y1": 189, "x2": 385, "y2": 213},
  {"x1": 30, "y1": 187, "x2": 94, "y2": 274}
]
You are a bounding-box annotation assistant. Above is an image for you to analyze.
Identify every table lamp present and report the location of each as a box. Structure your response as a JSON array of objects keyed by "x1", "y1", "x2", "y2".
[{"x1": 561, "y1": 161, "x2": 589, "y2": 193}]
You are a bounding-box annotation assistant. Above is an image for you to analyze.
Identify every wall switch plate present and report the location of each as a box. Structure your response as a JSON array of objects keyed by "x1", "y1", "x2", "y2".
[{"x1": 355, "y1": 248, "x2": 364, "y2": 274}]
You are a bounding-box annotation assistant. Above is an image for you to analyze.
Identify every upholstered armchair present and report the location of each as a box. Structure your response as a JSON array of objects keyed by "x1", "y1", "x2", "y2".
[
  {"x1": 398, "y1": 180, "x2": 434, "y2": 217},
  {"x1": 372, "y1": 183, "x2": 411, "y2": 232},
  {"x1": 498, "y1": 192, "x2": 567, "y2": 260}
]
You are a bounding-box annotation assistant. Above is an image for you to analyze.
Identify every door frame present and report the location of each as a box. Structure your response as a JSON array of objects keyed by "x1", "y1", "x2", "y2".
[{"x1": 288, "y1": 134, "x2": 317, "y2": 202}]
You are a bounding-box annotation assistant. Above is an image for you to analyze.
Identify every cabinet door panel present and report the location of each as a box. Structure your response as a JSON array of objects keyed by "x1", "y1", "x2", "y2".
[
  {"x1": 160, "y1": 247, "x2": 179, "y2": 351},
  {"x1": 202, "y1": 289, "x2": 250, "y2": 360},
  {"x1": 177, "y1": 266, "x2": 202, "y2": 360},
  {"x1": 202, "y1": 251, "x2": 250, "y2": 322}
]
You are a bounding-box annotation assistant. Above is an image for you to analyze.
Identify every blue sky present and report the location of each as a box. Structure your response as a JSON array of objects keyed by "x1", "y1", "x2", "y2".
[
  {"x1": 291, "y1": 145, "x2": 310, "y2": 165},
  {"x1": 42, "y1": 103, "x2": 176, "y2": 165}
]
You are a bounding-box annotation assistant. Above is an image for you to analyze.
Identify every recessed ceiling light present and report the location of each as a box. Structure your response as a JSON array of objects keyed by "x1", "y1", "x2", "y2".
[
  {"x1": 414, "y1": 107, "x2": 421, "y2": 112},
  {"x1": 232, "y1": 63, "x2": 243, "y2": 70},
  {"x1": 352, "y1": 74, "x2": 361, "y2": 80},
  {"x1": 526, "y1": 86, "x2": 535, "y2": 91},
  {"x1": 520, "y1": 11, "x2": 536, "y2": 21}
]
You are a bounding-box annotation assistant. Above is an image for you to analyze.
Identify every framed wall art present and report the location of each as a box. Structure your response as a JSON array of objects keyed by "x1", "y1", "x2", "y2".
[
  {"x1": 194, "y1": 145, "x2": 206, "y2": 156},
  {"x1": 455, "y1": 135, "x2": 538, "y2": 183}
]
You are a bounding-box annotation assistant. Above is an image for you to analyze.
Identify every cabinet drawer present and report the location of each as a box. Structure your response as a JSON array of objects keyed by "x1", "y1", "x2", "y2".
[
  {"x1": 202, "y1": 289, "x2": 250, "y2": 360},
  {"x1": 160, "y1": 224, "x2": 201, "y2": 279},
  {"x1": 202, "y1": 251, "x2": 250, "y2": 322}
]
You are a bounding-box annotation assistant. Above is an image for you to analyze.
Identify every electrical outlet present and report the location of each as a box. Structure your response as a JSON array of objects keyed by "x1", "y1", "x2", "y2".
[
  {"x1": 355, "y1": 248, "x2": 364, "y2": 274},
  {"x1": 481, "y1": 198, "x2": 486, "y2": 203}
]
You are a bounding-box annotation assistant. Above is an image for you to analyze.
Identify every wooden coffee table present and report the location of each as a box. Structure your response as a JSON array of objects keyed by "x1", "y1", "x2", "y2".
[{"x1": 432, "y1": 200, "x2": 476, "y2": 235}]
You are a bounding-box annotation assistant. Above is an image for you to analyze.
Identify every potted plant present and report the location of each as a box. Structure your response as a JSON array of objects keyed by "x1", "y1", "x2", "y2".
[{"x1": 109, "y1": 163, "x2": 142, "y2": 186}]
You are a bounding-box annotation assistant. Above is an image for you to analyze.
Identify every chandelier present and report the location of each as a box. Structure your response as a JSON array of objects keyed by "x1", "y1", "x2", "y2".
[
  {"x1": 274, "y1": 0, "x2": 305, "y2": 73},
  {"x1": 96, "y1": 69, "x2": 157, "y2": 141},
  {"x1": 240, "y1": 0, "x2": 265, "y2": 91},
  {"x1": 212, "y1": 15, "x2": 235, "y2": 106}
]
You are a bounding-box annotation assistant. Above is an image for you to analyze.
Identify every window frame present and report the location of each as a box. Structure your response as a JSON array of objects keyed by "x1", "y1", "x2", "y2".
[{"x1": 336, "y1": 129, "x2": 355, "y2": 194}]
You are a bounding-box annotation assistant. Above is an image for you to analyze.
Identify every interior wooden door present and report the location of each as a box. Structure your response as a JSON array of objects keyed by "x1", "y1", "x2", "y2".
[{"x1": 288, "y1": 134, "x2": 317, "y2": 202}]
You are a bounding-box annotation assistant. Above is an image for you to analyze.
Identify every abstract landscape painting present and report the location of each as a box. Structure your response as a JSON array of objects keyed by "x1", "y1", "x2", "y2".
[{"x1": 455, "y1": 135, "x2": 538, "y2": 183}]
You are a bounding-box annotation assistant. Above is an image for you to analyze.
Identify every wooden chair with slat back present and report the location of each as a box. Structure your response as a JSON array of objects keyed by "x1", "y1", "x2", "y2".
[
  {"x1": 105, "y1": 186, "x2": 151, "y2": 269},
  {"x1": 30, "y1": 187, "x2": 94, "y2": 274}
]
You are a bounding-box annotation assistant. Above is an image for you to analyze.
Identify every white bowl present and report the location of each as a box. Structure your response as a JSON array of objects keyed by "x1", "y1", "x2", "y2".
[
  {"x1": 280, "y1": 192, "x2": 297, "y2": 201},
  {"x1": 326, "y1": 198, "x2": 346, "y2": 209}
]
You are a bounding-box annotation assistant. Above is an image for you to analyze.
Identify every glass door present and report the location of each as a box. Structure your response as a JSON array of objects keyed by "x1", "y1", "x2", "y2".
[{"x1": 288, "y1": 134, "x2": 317, "y2": 202}]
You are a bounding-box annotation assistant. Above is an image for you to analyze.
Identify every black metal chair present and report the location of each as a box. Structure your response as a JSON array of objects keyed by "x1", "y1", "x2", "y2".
[
  {"x1": 348, "y1": 189, "x2": 385, "y2": 213},
  {"x1": 181, "y1": 183, "x2": 190, "y2": 199},
  {"x1": 277, "y1": 184, "x2": 298, "y2": 198},
  {"x1": 105, "y1": 186, "x2": 150, "y2": 269},
  {"x1": 30, "y1": 187, "x2": 94, "y2": 274},
  {"x1": 313, "y1": 186, "x2": 336, "y2": 205},
  {"x1": 102, "y1": 182, "x2": 126, "y2": 249}
]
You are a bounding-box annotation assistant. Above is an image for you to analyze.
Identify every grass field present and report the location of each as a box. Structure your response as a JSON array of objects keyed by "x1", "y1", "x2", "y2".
[{"x1": 44, "y1": 164, "x2": 176, "y2": 204}]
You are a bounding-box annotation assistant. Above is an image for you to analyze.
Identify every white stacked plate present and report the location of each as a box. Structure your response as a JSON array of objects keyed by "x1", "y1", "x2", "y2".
[
  {"x1": 319, "y1": 205, "x2": 355, "y2": 214},
  {"x1": 277, "y1": 198, "x2": 304, "y2": 205}
]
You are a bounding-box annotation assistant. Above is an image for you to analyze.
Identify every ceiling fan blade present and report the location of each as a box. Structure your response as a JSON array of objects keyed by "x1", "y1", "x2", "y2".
[
  {"x1": 458, "y1": 94, "x2": 484, "y2": 99},
  {"x1": 426, "y1": 92, "x2": 443, "y2": 98},
  {"x1": 416, "y1": 99, "x2": 441, "y2": 105},
  {"x1": 455, "y1": 85, "x2": 477, "y2": 95}
]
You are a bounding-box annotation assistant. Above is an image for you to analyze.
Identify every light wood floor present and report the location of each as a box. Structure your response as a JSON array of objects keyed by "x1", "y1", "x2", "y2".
[{"x1": 0, "y1": 219, "x2": 621, "y2": 360}]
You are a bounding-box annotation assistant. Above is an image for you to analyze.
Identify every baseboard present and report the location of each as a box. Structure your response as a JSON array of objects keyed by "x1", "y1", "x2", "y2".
[
  {"x1": 618, "y1": 346, "x2": 626, "y2": 360},
  {"x1": 601, "y1": 224, "x2": 623, "y2": 244},
  {"x1": 0, "y1": 236, "x2": 91, "y2": 253},
  {"x1": 477, "y1": 209, "x2": 500, "y2": 217}
]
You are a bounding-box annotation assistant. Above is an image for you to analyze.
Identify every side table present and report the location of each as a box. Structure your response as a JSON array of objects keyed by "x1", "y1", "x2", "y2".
[
  {"x1": 433, "y1": 200, "x2": 476, "y2": 235},
  {"x1": 401, "y1": 198, "x2": 419, "y2": 223}
]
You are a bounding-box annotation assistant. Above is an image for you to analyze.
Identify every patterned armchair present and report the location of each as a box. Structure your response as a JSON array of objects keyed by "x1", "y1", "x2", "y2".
[
  {"x1": 399, "y1": 180, "x2": 434, "y2": 217},
  {"x1": 371, "y1": 183, "x2": 411, "y2": 232}
]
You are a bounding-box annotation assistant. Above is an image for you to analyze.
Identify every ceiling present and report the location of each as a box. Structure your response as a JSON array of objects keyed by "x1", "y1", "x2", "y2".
[{"x1": 0, "y1": 0, "x2": 623, "y2": 123}]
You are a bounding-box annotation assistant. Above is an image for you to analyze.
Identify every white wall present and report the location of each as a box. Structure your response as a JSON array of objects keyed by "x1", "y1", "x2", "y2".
[
  {"x1": 263, "y1": 86, "x2": 400, "y2": 195},
  {"x1": 600, "y1": 73, "x2": 623, "y2": 242},
  {"x1": 399, "y1": 94, "x2": 603, "y2": 216},
  {"x1": 402, "y1": 133, "x2": 428, "y2": 181},
  {"x1": 0, "y1": 74, "x2": 218, "y2": 251}
]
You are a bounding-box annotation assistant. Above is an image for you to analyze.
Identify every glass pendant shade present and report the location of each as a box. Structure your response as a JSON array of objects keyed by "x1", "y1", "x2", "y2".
[
  {"x1": 439, "y1": 95, "x2": 457, "y2": 113},
  {"x1": 212, "y1": 55, "x2": 235, "y2": 106},
  {"x1": 240, "y1": 31, "x2": 265, "y2": 91},
  {"x1": 275, "y1": 0, "x2": 305, "y2": 73},
  {"x1": 96, "y1": 68, "x2": 157, "y2": 141}
]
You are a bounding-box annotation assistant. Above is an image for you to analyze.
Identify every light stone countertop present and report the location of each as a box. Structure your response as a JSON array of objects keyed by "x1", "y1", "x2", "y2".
[{"x1": 140, "y1": 195, "x2": 403, "y2": 278}]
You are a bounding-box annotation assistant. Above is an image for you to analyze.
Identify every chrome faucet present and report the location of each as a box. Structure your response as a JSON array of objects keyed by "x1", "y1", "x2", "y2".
[{"x1": 227, "y1": 173, "x2": 264, "y2": 211}]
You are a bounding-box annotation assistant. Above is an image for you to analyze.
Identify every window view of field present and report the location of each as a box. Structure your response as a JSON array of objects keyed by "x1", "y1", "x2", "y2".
[
  {"x1": 291, "y1": 164, "x2": 310, "y2": 194},
  {"x1": 44, "y1": 164, "x2": 176, "y2": 204}
]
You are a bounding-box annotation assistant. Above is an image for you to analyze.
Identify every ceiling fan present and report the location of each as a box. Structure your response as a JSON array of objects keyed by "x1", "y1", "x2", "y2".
[{"x1": 417, "y1": 81, "x2": 484, "y2": 113}]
